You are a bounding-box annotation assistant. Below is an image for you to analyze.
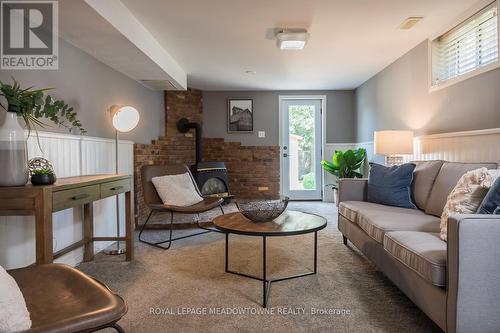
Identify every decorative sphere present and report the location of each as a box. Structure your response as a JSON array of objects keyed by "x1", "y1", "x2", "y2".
[{"x1": 28, "y1": 157, "x2": 55, "y2": 176}]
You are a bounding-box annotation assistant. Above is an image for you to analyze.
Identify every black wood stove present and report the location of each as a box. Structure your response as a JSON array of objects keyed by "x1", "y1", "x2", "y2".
[{"x1": 177, "y1": 118, "x2": 232, "y2": 200}]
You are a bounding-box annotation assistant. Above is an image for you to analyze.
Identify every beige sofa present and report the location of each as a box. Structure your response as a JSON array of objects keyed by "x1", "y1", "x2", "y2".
[{"x1": 338, "y1": 161, "x2": 500, "y2": 333}]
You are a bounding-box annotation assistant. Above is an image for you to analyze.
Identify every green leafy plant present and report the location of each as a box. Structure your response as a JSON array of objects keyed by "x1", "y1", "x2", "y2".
[
  {"x1": 0, "y1": 77, "x2": 86, "y2": 143},
  {"x1": 321, "y1": 148, "x2": 367, "y2": 189},
  {"x1": 32, "y1": 167, "x2": 55, "y2": 176},
  {"x1": 302, "y1": 172, "x2": 315, "y2": 190}
]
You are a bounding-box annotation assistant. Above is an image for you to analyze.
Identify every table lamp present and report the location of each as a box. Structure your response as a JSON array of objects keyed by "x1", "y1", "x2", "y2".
[
  {"x1": 104, "y1": 105, "x2": 140, "y2": 255},
  {"x1": 374, "y1": 130, "x2": 413, "y2": 166}
]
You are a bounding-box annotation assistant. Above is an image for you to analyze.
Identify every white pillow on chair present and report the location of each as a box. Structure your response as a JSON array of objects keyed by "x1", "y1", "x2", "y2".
[
  {"x1": 152, "y1": 172, "x2": 204, "y2": 207},
  {"x1": 0, "y1": 265, "x2": 31, "y2": 333}
]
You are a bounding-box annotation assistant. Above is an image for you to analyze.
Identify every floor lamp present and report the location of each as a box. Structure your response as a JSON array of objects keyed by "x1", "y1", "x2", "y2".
[{"x1": 104, "y1": 105, "x2": 140, "y2": 255}]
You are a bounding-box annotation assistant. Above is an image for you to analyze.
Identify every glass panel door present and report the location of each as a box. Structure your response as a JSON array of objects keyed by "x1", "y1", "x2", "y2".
[{"x1": 281, "y1": 98, "x2": 322, "y2": 200}]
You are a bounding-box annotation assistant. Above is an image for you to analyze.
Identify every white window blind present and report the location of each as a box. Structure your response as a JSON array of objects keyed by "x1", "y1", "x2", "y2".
[{"x1": 431, "y1": 1, "x2": 499, "y2": 87}]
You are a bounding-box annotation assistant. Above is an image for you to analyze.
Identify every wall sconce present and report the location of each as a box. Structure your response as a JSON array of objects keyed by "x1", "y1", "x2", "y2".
[
  {"x1": 104, "y1": 105, "x2": 140, "y2": 255},
  {"x1": 374, "y1": 130, "x2": 414, "y2": 166}
]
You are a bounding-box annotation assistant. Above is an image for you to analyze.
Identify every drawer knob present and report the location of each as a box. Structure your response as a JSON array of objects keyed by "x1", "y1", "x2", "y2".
[
  {"x1": 71, "y1": 194, "x2": 89, "y2": 201},
  {"x1": 110, "y1": 186, "x2": 124, "y2": 191}
]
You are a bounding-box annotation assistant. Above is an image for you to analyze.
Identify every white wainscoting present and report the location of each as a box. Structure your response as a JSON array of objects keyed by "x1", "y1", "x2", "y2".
[
  {"x1": 323, "y1": 128, "x2": 500, "y2": 202},
  {"x1": 0, "y1": 131, "x2": 134, "y2": 270}
]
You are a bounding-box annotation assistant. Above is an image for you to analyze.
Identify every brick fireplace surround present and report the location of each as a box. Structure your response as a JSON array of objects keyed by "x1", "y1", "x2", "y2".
[{"x1": 133, "y1": 89, "x2": 280, "y2": 226}]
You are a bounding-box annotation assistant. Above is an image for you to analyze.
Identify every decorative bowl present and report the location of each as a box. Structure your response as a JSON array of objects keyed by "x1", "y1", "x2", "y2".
[
  {"x1": 31, "y1": 173, "x2": 56, "y2": 186},
  {"x1": 236, "y1": 196, "x2": 289, "y2": 222}
]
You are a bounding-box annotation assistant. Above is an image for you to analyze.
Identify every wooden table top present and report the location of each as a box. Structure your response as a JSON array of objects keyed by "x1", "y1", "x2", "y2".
[
  {"x1": 213, "y1": 210, "x2": 327, "y2": 236},
  {"x1": 0, "y1": 174, "x2": 130, "y2": 191}
]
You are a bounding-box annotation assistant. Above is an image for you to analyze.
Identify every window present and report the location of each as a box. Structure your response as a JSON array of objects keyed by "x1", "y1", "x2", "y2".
[{"x1": 431, "y1": 1, "x2": 499, "y2": 88}]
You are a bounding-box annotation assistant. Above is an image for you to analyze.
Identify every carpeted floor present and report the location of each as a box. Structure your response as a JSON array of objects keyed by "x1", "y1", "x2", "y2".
[{"x1": 78, "y1": 202, "x2": 442, "y2": 333}]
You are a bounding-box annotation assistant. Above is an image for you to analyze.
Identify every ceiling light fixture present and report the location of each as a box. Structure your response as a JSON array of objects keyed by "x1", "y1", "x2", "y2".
[
  {"x1": 276, "y1": 29, "x2": 309, "y2": 50},
  {"x1": 245, "y1": 70, "x2": 256, "y2": 74},
  {"x1": 398, "y1": 17, "x2": 424, "y2": 30}
]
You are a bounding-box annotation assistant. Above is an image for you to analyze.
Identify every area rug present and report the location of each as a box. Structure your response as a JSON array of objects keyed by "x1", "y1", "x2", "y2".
[{"x1": 78, "y1": 202, "x2": 442, "y2": 333}]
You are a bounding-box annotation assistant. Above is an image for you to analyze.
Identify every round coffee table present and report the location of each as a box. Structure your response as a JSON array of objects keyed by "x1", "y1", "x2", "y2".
[{"x1": 213, "y1": 210, "x2": 327, "y2": 308}]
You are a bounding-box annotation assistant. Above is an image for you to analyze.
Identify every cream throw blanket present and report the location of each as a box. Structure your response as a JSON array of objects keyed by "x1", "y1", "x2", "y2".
[
  {"x1": 440, "y1": 168, "x2": 499, "y2": 241},
  {"x1": 0, "y1": 266, "x2": 31, "y2": 333}
]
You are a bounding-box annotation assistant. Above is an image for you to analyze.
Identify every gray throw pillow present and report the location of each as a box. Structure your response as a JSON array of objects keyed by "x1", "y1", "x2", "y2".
[
  {"x1": 477, "y1": 176, "x2": 500, "y2": 214},
  {"x1": 367, "y1": 163, "x2": 417, "y2": 209}
]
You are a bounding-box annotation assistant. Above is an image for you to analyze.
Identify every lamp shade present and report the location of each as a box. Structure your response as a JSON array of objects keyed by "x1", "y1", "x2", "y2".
[
  {"x1": 374, "y1": 130, "x2": 414, "y2": 155},
  {"x1": 111, "y1": 106, "x2": 140, "y2": 133}
]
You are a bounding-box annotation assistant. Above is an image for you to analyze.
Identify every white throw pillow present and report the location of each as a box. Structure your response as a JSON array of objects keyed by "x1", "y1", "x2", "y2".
[
  {"x1": 0, "y1": 266, "x2": 31, "y2": 333},
  {"x1": 152, "y1": 172, "x2": 203, "y2": 207},
  {"x1": 440, "y1": 168, "x2": 499, "y2": 241}
]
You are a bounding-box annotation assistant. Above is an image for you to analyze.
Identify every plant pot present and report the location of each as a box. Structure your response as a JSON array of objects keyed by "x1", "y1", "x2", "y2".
[
  {"x1": 30, "y1": 173, "x2": 56, "y2": 186},
  {"x1": 0, "y1": 111, "x2": 29, "y2": 186}
]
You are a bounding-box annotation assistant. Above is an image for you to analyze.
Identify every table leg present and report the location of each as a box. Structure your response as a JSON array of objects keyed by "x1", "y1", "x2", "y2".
[
  {"x1": 225, "y1": 233, "x2": 229, "y2": 272},
  {"x1": 35, "y1": 192, "x2": 53, "y2": 264},
  {"x1": 314, "y1": 231, "x2": 318, "y2": 274},
  {"x1": 83, "y1": 202, "x2": 94, "y2": 262},
  {"x1": 263, "y1": 236, "x2": 267, "y2": 308},
  {"x1": 125, "y1": 191, "x2": 134, "y2": 261}
]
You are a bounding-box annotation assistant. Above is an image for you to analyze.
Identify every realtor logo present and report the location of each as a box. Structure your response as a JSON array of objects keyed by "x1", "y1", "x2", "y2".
[{"x1": 1, "y1": 1, "x2": 58, "y2": 69}]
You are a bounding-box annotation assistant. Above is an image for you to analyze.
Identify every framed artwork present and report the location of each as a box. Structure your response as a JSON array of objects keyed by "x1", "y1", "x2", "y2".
[{"x1": 228, "y1": 98, "x2": 253, "y2": 133}]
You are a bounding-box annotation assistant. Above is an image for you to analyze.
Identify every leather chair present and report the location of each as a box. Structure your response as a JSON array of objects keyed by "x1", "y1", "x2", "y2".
[
  {"x1": 8, "y1": 264, "x2": 127, "y2": 333},
  {"x1": 138, "y1": 164, "x2": 224, "y2": 250}
]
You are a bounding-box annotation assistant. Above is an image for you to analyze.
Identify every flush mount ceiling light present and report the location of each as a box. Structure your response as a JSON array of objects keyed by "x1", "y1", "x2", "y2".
[
  {"x1": 276, "y1": 29, "x2": 309, "y2": 50},
  {"x1": 245, "y1": 70, "x2": 256, "y2": 74},
  {"x1": 398, "y1": 17, "x2": 424, "y2": 30}
]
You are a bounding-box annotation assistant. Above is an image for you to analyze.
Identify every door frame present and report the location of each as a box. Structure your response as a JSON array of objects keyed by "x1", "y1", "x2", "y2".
[{"x1": 278, "y1": 95, "x2": 326, "y2": 200}]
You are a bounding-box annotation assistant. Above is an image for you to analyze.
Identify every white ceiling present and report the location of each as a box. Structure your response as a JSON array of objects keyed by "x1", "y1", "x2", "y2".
[{"x1": 121, "y1": 0, "x2": 481, "y2": 90}]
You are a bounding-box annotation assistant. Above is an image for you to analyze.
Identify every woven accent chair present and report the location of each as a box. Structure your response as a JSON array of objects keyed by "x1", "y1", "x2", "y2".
[{"x1": 138, "y1": 164, "x2": 224, "y2": 250}]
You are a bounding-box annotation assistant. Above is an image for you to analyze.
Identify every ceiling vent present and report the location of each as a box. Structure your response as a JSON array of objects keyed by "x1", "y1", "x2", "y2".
[
  {"x1": 398, "y1": 17, "x2": 424, "y2": 30},
  {"x1": 275, "y1": 29, "x2": 309, "y2": 50},
  {"x1": 141, "y1": 80, "x2": 178, "y2": 91}
]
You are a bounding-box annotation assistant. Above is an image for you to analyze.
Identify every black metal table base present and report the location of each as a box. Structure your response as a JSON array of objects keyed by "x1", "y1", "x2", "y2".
[{"x1": 224, "y1": 232, "x2": 318, "y2": 308}]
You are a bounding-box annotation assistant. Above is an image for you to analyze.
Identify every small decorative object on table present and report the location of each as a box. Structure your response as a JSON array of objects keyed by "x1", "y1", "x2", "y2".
[
  {"x1": 29, "y1": 157, "x2": 56, "y2": 185},
  {"x1": 236, "y1": 196, "x2": 289, "y2": 222}
]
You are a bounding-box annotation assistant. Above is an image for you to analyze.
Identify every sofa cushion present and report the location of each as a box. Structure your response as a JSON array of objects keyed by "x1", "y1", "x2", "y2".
[
  {"x1": 425, "y1": 162, "x2": 498, "y2": 217},
  {"x1": 411, "y1": 160, "x2": 444, "y2": 210},
  {"x1": 339, "y1": 201, "x2": 440, "y2": 243},
  {"x1": 383, "y1": 231, "x2": 447, "y2": 287},
  {"x1": 367, "y1": 163, "x2": 417, "y2": 209}
]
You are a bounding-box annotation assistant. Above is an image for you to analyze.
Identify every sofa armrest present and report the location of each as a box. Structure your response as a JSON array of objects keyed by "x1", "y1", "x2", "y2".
[
  {"x1": 446, "y1": 213, "x2": 500, "y2": 333},
  {"x1": 338, "y1": 178, "x2": 368, "y2": 203}
]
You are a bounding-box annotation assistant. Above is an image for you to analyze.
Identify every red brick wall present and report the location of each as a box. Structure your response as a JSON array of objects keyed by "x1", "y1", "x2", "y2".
[{"x1": 133, "y1": 89, "x2": 280, "y2": 225}]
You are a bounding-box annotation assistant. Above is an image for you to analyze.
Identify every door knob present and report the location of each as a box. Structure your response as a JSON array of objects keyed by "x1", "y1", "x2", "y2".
[{"x1": 283, "y1": 153, "x2": 288, "y2": 157}]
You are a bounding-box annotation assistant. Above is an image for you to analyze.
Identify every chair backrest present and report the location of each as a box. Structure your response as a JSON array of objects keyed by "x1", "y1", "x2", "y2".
[{"x1": 141, "y1": 164, "x2": 200, "y2": 206}]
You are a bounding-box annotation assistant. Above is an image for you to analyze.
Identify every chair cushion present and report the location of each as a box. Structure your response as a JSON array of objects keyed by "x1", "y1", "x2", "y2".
[
  {"x1": 411, "y1": 160, "x2": 444, "y2": 210},
  {"x1": 8, "y1": 264, "x2": 127, "y2": 333},
  {"x1": 367, "y1": 163, "x2": 417, "y2": 209},
  {"x1": 340, "y1": 201, "x2": 440, "y2": 243},
  {"x1": 152, "y1": 172, "x2": 203, "y2": 207},
  {"x1": 425, "y1": 162, "x2": 498, "y2": 217},
  {"x1": 384, "y1": 231, "x2": 447, "y2": 287}
]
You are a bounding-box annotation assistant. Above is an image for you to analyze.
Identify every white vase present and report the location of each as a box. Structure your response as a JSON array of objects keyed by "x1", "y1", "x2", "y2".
[{"x1": 0, "y1": 111, "x2": 29, "y2": 186}]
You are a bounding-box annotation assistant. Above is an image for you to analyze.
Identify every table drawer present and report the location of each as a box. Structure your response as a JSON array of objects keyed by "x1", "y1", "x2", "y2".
[
  {"x1": 53, "y1": 185, "x2": 100, "y2": 211},
  {"x1": 100, "y1": 179, "x2": 130, "y2": 198}
]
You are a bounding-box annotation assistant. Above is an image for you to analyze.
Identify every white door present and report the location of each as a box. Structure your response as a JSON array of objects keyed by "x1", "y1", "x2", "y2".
[{"x1": 280, "y1": 98, "x2": 323, "y2": 200}]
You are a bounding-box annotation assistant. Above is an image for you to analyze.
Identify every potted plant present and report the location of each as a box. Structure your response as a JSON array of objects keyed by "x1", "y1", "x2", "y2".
[
  {"x1": 321, "y1": 148, "x2": 367, "y2": 205},
  {"x1": 30, "y1": 167, "x2": 57, "y2": 186},
  {"x1": 0, "y1": 77, "x2": 86, "y2": 186}
]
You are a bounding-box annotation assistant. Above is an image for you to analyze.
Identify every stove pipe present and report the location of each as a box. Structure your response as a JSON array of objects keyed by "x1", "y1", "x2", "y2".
[{"x1": 176, "y1": 118, "x2": 202, "y2": 165}]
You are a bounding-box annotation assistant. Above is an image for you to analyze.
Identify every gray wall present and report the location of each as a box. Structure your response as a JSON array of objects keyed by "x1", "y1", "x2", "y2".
[
  {"x1": 203, "y1": 90, "x2": 356, "y2": 146},
  {"x1": 356, "y1": 40, "x2": 500, "y2": 142},
  {"x1": 0, "y1": 39, "x2": 164, "y2": 144}
]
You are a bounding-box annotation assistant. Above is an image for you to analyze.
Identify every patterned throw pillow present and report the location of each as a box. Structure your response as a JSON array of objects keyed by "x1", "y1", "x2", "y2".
[
  {"x1": 152, "y1": 173, "x2": 203, "y2": 207},
  {"x1": 440, "y1": 168, "x2": 499, "y2": 241}
]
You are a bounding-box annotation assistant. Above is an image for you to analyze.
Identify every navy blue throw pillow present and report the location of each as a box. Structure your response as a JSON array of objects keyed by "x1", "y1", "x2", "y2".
[
  {"x1": 367, "y1": 163, "x2": 417, "y2": 209},
  {"x1": 477, "y1": 177, "x2": 500, "y2": 214}
]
